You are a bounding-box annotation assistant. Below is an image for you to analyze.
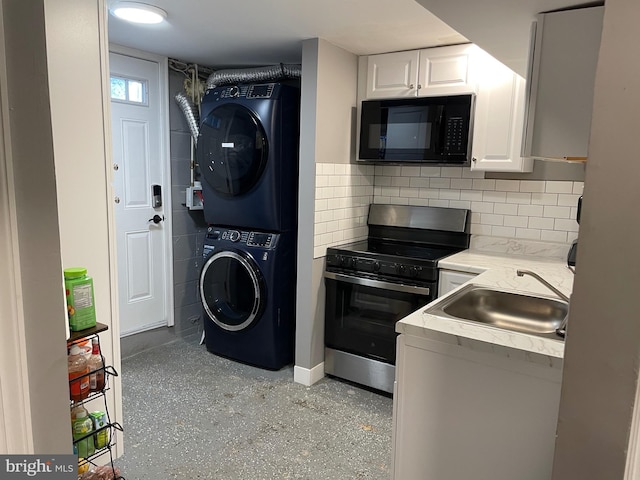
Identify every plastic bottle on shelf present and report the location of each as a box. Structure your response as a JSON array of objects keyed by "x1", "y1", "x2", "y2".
[
  {"x1": 68, "y1": 344, "x2": 90, "y2": 401},
  {"x1": 87, "y1": 337, "x2": 105, "y2": 392},
  {"x1": 71, "y1": 406, "x2": 95, "y2": 459},
  {"x1": 64, "y1": 267, "x2": 96, "y2": 332}
]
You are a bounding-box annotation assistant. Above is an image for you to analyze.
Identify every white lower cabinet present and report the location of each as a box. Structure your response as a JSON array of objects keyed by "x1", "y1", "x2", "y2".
[
  {"x1": 391, "y1": 333, "x2": 562, "y2": 480},
  {"x1": 438, "y1": 269, "x2": 477, "y2": 297}
]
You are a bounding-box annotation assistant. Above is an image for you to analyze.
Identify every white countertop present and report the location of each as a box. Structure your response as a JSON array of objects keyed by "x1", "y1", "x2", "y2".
[{"x1": 396, "y1": 249, "x2": 574, "y2": 362}]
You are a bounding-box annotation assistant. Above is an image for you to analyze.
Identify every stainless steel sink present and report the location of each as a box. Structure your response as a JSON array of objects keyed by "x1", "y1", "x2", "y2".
[{"x1": 425, "y1": 283, "x2": 568, "y2": 339}]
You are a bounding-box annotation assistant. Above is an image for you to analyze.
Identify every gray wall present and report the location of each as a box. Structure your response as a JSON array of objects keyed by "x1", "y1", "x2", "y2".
[
  {"x1": 296, "y1": 39, "x2": 358, "y2": 372},
  {"x1": 169, "y1": 70, "x2": 208, "y2": 338},
  {"x1": 552, "y1": 1, "x2": 640, "y2": 478}
]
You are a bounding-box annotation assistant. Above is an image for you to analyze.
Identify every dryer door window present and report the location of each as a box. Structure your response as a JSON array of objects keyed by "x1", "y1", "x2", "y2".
[
  {"x1": 200, "y1": 250, "x2": 265, "y2": 331},
  {"x1": 198, "y1": 104, "x2": 268, "y2": 197}
]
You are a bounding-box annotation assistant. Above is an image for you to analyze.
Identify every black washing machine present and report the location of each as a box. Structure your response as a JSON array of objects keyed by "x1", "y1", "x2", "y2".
[
  {"x1": 197, "y1": 82, "x2": 300, "y2": 231},
  {"x1": 199, "y1": 226, "x2": 296, "y2": 370}
]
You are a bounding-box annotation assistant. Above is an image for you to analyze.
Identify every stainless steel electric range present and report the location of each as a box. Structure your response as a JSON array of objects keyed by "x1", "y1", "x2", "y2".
[{"x1": 324, "y1": 204, "x2": 471, "y2": 393}]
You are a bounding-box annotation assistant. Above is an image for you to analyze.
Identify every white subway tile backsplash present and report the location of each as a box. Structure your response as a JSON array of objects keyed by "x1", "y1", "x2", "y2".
[
  {"x1": 461, "y1": 190, "x2": 484, "y2": 202},
  {"x1": 541, "y1": 230, "x2": 568, "y2": 243},
  {"x1": 380, "y1": 186, "x2": 400, "y2": 197},
  {"x1": 495, "y1": 180, "x2": 520, "y2": 192},
  {"x1": 491, "y1": 226, "x2": 516, "y2": 238},
  {"x1": 545, "y1": 181, "x2": 573, "y2": 194},
  {"x1": 440, "y1": 190, "x2": 461, "y2": 200},
  {"x1": 418, "y1": 189, "x2": 440, "y2": 199},
  {"x1": 554, "y1": 219, "x2": 579, "y2": 232},
  {"x1": 451, "y1": 178, "x2": 473, "y2": 190},
  {"x1": 440, "y1": 167, "x2": 463, "y2": 178},
  {"x1": 519, "y1": 181, "x2": 545, "y2": 193},
  {"x1": 504, "y1": 216, "x2": 528, "y2": 228},
  {"x1": 515, "y1": 228, "x2": 542, "y2": 240},
  {"x1": 558, "y1": 194, "x2": 580, "y2": 207},
  {"x1": 430, "y1": 178, "x2": 451, "y2": 189},
  {"x1": 531, "y1": 193, "x2": 558, "y2": 206},
  {"x1": 462, "y1": 169, "x2": 485, "y2": 179},
  {"x1": 448, "y1": 200, "x2": 471, "y2": 210},
  {"x1": 471, "y1": 201, "x2": 494, "y2": 214},
  {"x1": 572, "y1": 182, "x2": 584, "y2": 195},
  {"x1": 420, "y1": 166, "x2": 441, "y2": 177},
  {"x1": 472, "y1": 179, "x2": 496, "y2": 190},
  {"x1": 528, "y1": 216, "x2": 555, "y2": 230},
  {"x1": 400, "y1": 187, "x2": 420, "y2": 198},
  {"x1": 391, "y1": 176, "x2": 411, "y2": 187},
  {"x1": 315, "y1": 163, "x2": 581, "y2": 258},
  {"x1": 543, "y1": 205, "x2": 571, "y2": 219},
  {"x1": 518, "y1": 204, "x2": 544, "y2": 217},
  {"x1": 506, "y1": 192, "x2": 532, "y2": 204},
  {"x1": 494, "y1": 203, "x2": 519, "y2": 215},
  {"x1": 401, "y1": 166, "x2": 421, "y2": 177},
  {"x1": 482, "y1": 191, "x2": 507, "y2": 203},
  {"x1": 480, "y1": 213, "x2": 504, "y2": 226}
]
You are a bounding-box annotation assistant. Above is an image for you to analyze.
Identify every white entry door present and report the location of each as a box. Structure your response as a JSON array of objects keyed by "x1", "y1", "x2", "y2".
[{"x1": 109, "y1": 51, "x2": 173, "y2": 336}]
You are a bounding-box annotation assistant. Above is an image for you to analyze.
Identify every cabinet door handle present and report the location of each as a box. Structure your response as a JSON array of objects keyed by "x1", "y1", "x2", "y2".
[{"x1": 409, "y1": 84, "x2": 414, "y2": 89}]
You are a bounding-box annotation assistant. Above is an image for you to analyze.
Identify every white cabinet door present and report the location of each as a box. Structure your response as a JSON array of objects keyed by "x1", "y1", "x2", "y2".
[
  {"x1": 417, "y1": 44, "x2": 478, "y2": 96},
  {"x1": 524, "y1": 6, "x2": 604, "y2": 160},
  {"x1": 471, "y1": 51, "x2": 533, "y2": 172},
  {"x1": 366, "y1": 50, "x2": 419, "y2": 99},
  {"x1": 438, "y1": 269, "x2": 477, "y2": 297}
]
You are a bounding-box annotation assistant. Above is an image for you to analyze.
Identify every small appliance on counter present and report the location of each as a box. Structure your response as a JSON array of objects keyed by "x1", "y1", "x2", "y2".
[{"x1": 567, "y1": 195, "x2": 582, "y2": 267}]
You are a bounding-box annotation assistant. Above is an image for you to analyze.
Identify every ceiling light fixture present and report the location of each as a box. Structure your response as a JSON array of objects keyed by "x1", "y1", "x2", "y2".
[{"x1": 110, "y1": 2, "x2": 167, "y2": 25}]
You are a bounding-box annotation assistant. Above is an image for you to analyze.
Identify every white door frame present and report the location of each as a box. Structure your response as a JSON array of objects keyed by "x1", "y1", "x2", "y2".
[{"x1": 108, "y1": 43, "x2": 174, "y2": 329}]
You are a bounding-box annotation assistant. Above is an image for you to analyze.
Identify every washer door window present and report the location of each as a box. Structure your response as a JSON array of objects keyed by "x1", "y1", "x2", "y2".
[
  {"x1": 200, "y1": 250, "x2": 265, "y2": 331},
  {"x1": 198, "y1": 104, "x2": 268, "y2": 197}
]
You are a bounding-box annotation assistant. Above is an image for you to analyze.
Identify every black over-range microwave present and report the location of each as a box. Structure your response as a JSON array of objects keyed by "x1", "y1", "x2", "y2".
[{"x1": 358, "y1": 94, "x2": 475, "y2": 164}]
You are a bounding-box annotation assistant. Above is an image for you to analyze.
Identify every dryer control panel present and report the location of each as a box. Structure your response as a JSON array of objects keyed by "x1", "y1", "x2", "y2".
[{"x1": 209, "y1": 83, "x2": 277, "y2": 101}]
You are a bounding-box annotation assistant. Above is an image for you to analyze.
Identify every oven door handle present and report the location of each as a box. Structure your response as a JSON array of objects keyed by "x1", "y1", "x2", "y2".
[{"x1": 324, "y1": 271, "x2": 431, "y2": 296}]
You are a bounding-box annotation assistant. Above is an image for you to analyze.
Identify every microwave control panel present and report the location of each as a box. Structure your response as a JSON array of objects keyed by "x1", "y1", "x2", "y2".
[{"x1": 444, "y1": 116, "x2": 465, "y2": 153}]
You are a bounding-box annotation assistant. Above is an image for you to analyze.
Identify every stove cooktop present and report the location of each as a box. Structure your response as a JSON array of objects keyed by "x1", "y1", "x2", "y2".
[{"x1": 325, "y1": 241, "x2": 463, "y2": 284}]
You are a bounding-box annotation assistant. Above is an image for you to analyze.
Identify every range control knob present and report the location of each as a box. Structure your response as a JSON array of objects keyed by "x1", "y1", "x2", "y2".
[
  {"x1": 349, "y1": 257, "x2": 357, "y2": 268},
  {"x1": 409, "y1": 266, "x2": 419, "y2": 277},
  {"x1": 228, "y1": 230, "x2": 241, "y2": 242},
  {"x1": 373, "y1": 261, "x2": 381, "y2": 272},
  {"x1": 397, "y1": 264, "x2": 407, "y2": 275},
  {"x1": 228, "y1": 86, "x2": 240, "y2": 97}
]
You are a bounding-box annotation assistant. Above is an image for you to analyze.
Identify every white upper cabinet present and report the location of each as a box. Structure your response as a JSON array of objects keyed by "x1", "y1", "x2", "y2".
[
  {"x1": 471, "y1": 50, "x2": 533, "y2": 172},
  {"x1": 366, "y1": 50, "x2": 420, "y2": 98},
  {"x1": 361, "y1": 44, "x2": 532, "y2": 172},
  {"x1": 523, "y1": 6, "x2": 604, "y2": 161},
  {"x1": 417, "y1": 44, "x2": 478, "y2": 96},
  {"x1": 365, "y1": 44, "x2": 477, "y2": 99}
]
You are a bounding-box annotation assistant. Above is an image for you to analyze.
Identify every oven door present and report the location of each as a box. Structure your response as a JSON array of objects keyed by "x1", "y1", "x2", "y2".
[{"x1": 324, "y1": 271, "x2": 434, "y2": 364}]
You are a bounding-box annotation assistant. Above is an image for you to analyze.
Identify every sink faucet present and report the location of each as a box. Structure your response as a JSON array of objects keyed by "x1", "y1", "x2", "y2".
[{"x1": 516, "y1": 269, "x2": 570, "y2": 337}]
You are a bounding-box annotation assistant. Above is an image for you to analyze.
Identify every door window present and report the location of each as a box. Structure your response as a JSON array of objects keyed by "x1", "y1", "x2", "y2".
[{"x1": 198, "y1": 104, "x2": 268, "y2": 196}]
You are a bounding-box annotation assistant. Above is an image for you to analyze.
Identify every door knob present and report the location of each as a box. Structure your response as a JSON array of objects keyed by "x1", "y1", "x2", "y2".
[{"x1": 149, "y1": 214, "x2": 164, "y2": 224}]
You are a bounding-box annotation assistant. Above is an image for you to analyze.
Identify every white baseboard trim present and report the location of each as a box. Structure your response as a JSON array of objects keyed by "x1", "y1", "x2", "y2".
[{"x1": 294, "y1": 362, "x2": 325, "y2": 386}]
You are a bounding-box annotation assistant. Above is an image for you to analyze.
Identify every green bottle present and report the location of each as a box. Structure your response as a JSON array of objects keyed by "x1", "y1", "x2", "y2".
[{"x1": 64, "y1": 267, "x2": 97, "y2": 331}]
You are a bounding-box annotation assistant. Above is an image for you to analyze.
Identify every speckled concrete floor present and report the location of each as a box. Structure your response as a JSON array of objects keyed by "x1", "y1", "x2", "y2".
[{"x1": 116, "y1": 336, "x2": 393, "y2": 479}]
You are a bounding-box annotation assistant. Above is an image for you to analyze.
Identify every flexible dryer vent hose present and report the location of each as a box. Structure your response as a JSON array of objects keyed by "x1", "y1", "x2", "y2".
[
  {"x1": 174, "y1": 92, "x2": 200, "y2": 144},
  {"x1": 205, "y1": 63, "x2": 301, "y2": 89}
]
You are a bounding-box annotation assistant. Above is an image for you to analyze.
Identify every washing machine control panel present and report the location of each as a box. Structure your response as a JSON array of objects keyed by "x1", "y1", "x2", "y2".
[
  {"x1": 206, "y1": 227, "x2": 277, "y2": 249},
  {"x1": 247, "y1": 232, "x2": 275, "y2": 248}
]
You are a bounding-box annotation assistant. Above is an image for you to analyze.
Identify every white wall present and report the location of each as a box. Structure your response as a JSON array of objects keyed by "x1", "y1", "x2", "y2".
[
  {"x1": 0, "y1": 0, "x2": 71, "y2": 453},
  {"x1": 44, "y1": 0, "x2": 122, "y2": 455},
  {"x1": 0, "y1": 0, "x2": 122, "y2": 455}
]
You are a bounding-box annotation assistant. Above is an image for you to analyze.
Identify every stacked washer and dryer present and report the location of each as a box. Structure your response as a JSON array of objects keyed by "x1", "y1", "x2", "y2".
[{"x1": 196, "y1": 82, "x2": 300, "y2": 370}]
